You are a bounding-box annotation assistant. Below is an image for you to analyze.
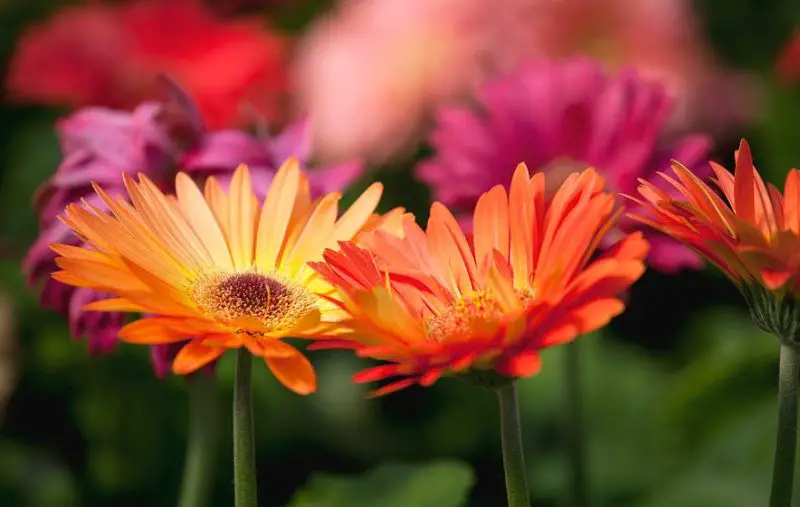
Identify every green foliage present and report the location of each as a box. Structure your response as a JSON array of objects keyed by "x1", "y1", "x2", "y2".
[{"x1": 286, "y1": 461, "x2": 474, "y2": 507}]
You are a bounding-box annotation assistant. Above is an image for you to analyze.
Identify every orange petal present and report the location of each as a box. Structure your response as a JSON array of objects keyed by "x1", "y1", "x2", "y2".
[
  {"x1": 173, "y1": 340, "x2": 226, "y2": 375},
  {"x1": 118, "y1": 318, "x2": 188, "y2": 344},
  {"x1": 265, "y1": 348, "x2": 317, "y2": 395},
  {"x1": 473, "y1": 185, "x2": 510, "y2": 266},
  {"x1": 762, "y1": 269, "x2": 793, "y2": 290},
  {"x1": 228, "y1": 165, "x2": 257, "y2": 269},
  {"x1": 255, "y1": 158, "x2": 301, "y2": 269},
  {"x1": 427, "y1": 202, "x2": 478, "y2": 294},
  {"x1": 496, "y1": 350, "x2": 541, "y2": 377},
  {"x1": 733, "y1": 139, "x2": 757, "y2": 223}
]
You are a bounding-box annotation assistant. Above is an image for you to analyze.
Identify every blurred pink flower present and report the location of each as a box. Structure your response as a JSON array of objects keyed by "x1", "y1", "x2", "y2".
[
  {"x1": 522, "y1": 0, "x2": 757, "y2": 135},
  {"x1": 416, "y1": 58, "x2": 712, "y2": 272},
  {"x1": 7, "y1": 0, "x2": 288, "y2": 129},
  {"x1": 293, "y1": 0, "x2": 533, "y2": 163},
  {"x1": 24, "y1": 86, "x2": 365, "y2": 375}
]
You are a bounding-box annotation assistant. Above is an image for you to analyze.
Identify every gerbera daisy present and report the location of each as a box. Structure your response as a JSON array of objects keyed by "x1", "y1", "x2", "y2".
[
  {"x1": 51, "y1": 160, "x2": 386, "y2": 395},
  {"x1": 629, "y1": 140, "x2": 800, "y2": 507},
  {"x1": 23, "y1": 85, "x2": 365, "y2": 375},
  {"x1": 415, "y1": 57, "x2": 710, "y2": 272},
  {"x1": 311, "y1": 163, "x2": 649, "y2": 396}
]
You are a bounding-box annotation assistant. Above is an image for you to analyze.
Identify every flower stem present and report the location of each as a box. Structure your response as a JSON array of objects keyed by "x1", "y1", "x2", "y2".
[
  {"x1": 565, "y1": 341, "x2": 588, "y2": 507},
  {"x1": 233, "y1": 349, "x2": 257, "y2": 507},
  {"x1": 497, "y1": 382, "x2": 530, "y2": 507},
  {"x1": 770, "y1": 342, "x2": 799, "y2": 507},
  {"x1": 178, "y1": 372, "x2": 220, "y2": 507}
]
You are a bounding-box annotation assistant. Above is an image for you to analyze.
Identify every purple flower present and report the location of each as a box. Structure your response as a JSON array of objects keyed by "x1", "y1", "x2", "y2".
[
  {"x1": 181, "y1": 118, "x2": 364, "y2": 198},
  {"x1": 415, "y1": 57, "x2": 712, "y2": 272},
  {"x1": 23, "y1": 104, "x2": 179, "y2": 354},
  {"x1": 25, "y1": 84, "x2": 366, "y2": 374}
]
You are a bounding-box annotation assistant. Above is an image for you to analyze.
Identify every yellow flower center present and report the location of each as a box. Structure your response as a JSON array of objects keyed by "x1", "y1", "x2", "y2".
[
  {"x1": 192, "y1": 271, "x2": 316, "y2": 333},
  {"x1": 425, "y1": 292, "x2": 504, "y2": 343}
]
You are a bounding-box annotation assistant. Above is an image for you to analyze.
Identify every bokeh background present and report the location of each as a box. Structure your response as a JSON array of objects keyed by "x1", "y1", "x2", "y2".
[{"x1": 1, "y1": 0, "x2": 800, "y2": 506}]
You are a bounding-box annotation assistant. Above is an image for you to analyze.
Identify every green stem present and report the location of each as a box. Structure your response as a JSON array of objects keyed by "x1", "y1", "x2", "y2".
[
  {"x1": 770, "y1": 343, "x2": 799, "y2": 507},
  {"x1": 178, "y1": 372, "x2": 220, "y2": 507},
  {"x1": 497, "y1": 382, "x2": 531, "y2": 507},
  {"x1": 565, "y1": 341, "x2": 588, "y2": 507},
  {"x1": 233, "y1": 349, "x2": 257, "y2": 507}
]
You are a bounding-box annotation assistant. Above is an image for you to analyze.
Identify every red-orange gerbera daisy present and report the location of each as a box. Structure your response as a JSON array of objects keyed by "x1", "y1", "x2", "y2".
[
  {"x1": 630, "y1": 139, "x2": 800, "y2": 338},
  {"x1": 630, "y1": 141, "x2": 800, "y2": 507},
  {"x1": 51, "y1": 160, "x2": 391, "y2": 394},
  {"x1": 310, "y1": 163, "x2": 649, "y2": 396}
]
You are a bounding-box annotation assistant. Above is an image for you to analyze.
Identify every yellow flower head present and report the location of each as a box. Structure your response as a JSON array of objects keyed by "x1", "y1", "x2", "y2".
[{"x1": 51, "y1": 159, "x2": 394, "y2": 394}]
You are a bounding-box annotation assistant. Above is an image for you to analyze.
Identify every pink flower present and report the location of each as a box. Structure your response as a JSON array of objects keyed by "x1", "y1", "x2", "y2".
[
  {"x1": 24, "y1": 87, "x2": 365, "y2": 374},
  {"x1": 182, "y1": 119, "x2": 364, "y2": 198},
  {"x1": 520, "y1": 0, "x2": 757, "y2": 135},
  {"x1": 7, "y1": 0, "x2": 288, "y2": 128},
  {"x1": 292, "y1": 0, "x2": 533, "y2": 163},
  {"x1": 415, "y1": 58, "x2": 712, "y2": 272}
]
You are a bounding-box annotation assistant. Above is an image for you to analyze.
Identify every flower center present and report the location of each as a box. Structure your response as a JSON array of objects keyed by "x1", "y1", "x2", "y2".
[
  {"x1": 192, "y1": 272, "x2": 316, "y2": 332},
  {"x1": 425, "y1": 292, "x2": 504, "y2": 343}
]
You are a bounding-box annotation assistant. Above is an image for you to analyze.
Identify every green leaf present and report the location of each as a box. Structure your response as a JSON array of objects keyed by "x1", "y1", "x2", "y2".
[{"x1": 286, "y1": 461, "x2": 474, "y2": 507}]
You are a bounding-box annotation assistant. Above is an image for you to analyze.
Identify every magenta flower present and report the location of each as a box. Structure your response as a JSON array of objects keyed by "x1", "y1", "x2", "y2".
[
  {"x1": 182, "y1": 119, "x2": 364, "y2": 199},
  {"x1": 415, "y1": 57, "x2": 712, "y2": 272},
  {"x1": 24, "y1": 86, "x2": 365, "y2": 375},
  {"x1": 24, "y1": 103, "x2": 179, "y2": 355}
]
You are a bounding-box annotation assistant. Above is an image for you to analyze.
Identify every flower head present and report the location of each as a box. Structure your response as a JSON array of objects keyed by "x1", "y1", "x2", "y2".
[
  {"x1": 630, "y1": 140, "x2": 800, "y2": 343},
  {"x1": 416, "y1": 58, "x2": 711, "y2": 272},
  {"x1": 51, "y1": 161, "x2": 386, "y2": 394},
  {"x1": 24, "y1": 85, "x2": 365, "y2": 369},
  {"x1": 7, "y1": 0, "x2": 288, "y2": 128},
  {"x1": 311, "y1": 164, "x2": 649, "y2": 395}
]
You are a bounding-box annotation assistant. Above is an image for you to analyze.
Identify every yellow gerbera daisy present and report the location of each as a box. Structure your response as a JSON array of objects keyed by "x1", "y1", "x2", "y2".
[{"x1": 51, "y1": 159, "x2": 392, "y2": 394}]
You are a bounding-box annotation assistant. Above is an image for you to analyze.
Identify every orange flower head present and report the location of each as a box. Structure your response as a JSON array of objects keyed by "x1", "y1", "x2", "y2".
[
  {"x1": 50, "y1": 159, "x2": 390, "y2": 394},
  {"x1": 310, "y1": 163, "x2": 649, "y2": 396},
  {"x1": 631, "y1": 140, "x2": 800, "y2": 341}
]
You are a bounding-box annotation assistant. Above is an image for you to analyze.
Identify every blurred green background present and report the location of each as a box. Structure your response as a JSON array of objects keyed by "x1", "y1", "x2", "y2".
[{"x1": 2, "y1": 1, "x2": 800, "y2": 506}]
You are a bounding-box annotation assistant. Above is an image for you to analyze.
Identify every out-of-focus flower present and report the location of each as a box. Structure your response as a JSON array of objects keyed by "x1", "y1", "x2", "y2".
[
  {"x1": 23, "y1": 102, "x2": 180, "y2": 355},
  {"x1": 777, "y1": 31, "x2": 800, "y2": 83},
  {"x1": 631, "y1": 140, "x2": 800, "y2": 340},
  {"x1": 7, "y1": 0, "x2": 288, "y2": 128},
  {"x1": 182, "y1": 119, "x2": 364, "y2": 199},
  {"x1": 24, "y1": 84, "x2": 366, "y2": 372},
  {"x1": 522, "y1": 0, "x2": 757, "y2": 134},
  {"x1": 417, "y1": 58, "x2": 711, "y2": 272},
  {"x1": 311, "y1": 164, "x2": 648, "y2": 396},
  {"x1": 51, "y1": 162, "x2": 389, "y2": 394},
  {"x1": 293, "y1": 0, "x2": 533, "y2": 163}
]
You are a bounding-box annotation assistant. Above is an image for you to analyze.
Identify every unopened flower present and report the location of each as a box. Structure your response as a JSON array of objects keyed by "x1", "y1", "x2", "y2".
[
  {"x1": 417, "y1": 58, "x2": 710, "y2": 272},
  {"x1": 51, "y1": 162, "x2": 388, "y2": 394},
  {"x1": 311, "y1": 163, "x2": 649, "y2": 395}
]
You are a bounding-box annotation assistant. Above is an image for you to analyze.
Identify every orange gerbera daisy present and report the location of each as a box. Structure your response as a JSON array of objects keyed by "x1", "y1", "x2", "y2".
[
  {"x1": 309, "y1": 163, "x2": 649, "y2": 396},
  {"x1": 51, "y1": 160, "x2": 390, "y2": 394},
  {"x1": 630, "y1": 140, "x2": 800, "y2": 339}
]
